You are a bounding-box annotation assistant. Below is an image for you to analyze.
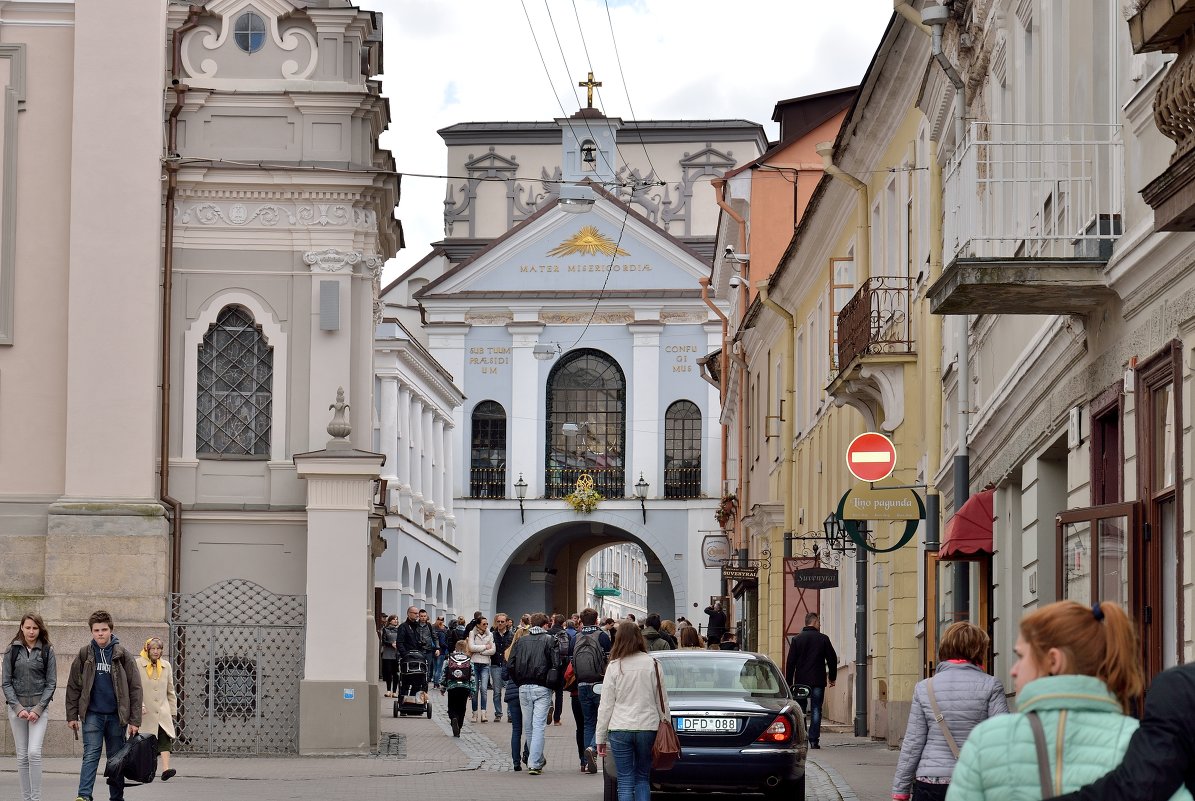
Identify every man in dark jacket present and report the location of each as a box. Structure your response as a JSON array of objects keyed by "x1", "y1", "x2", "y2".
[
  {"x1": 490, "y1": 613, "x2": 513, "y2": 722},
  {"x1": 704, "y1": 601, "x2": 727, "y2": 645},
  {"x1": 507, "y1": 613, "x2": 559, "y2": 774},
  {"x1": 784, "y1": 612, "x2": 838, "y2": 748},
  {"x1": 1049, "y1": 661, "x2": 1195, "y2": 801},
  {"x1": 65, "y1": 610, "x2": 143, "y2": 801}
]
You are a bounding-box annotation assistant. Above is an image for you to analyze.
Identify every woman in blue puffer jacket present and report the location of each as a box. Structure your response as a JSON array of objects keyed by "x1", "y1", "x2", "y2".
[{"x1": 946, "y1": 600, "x2": 1192, "y2": 801}]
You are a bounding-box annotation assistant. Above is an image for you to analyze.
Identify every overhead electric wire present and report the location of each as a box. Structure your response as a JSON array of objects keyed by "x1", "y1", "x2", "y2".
[{"x1": 600, "y1": 0, "x2": 661, "y2": 182}]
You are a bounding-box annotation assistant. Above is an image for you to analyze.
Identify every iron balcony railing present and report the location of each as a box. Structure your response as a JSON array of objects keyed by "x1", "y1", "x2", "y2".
[
  {"x1": 663, "y1": 466, "x2": 702, "y2": 499},
  {"x1": 836, "y1": 276, "x2": 915, "y2": 372},
  {"x1": 545, "y1": 466, "x2": 625, "y2": 499},
  {"x1": 467, "y1": 465, "x2": 506, "y2": 498},
  {"x1": 944, "y1": 122, "x2": 1124, "y2": 262}
]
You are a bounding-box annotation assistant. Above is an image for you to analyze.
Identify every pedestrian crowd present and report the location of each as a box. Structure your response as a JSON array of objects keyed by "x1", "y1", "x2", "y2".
[
  {"x1": 3, "y1": 610, "x2": 178, "y2": 801},
  {"x1": 377, "y1": 604, "x2": 696, "y2": 787}
]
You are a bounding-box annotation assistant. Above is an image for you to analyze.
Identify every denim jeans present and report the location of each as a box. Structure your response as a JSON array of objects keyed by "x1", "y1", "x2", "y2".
[
  {"x1": 78, "y1": 711, "x2": 126, "y2": 801},
  {"x1": 578, "y1": 683, "x2": 600, "y2": 751},
  {"x1": 433, "y1": 653, "x2": 446, "y2": 685},
  {"x1": 519, "y1": 684, "x2": 552, "y2": 770},
  {"x1": 490, "y1": 668, "x2": 504, "y2": 718},
  {"x1": 807, "y1": 685, "x2": 825, "y2": 743},
  {"x1": 607, "y1": 729, "x2": 656, "y2": 801},
  {"x1": 471, "y1": 664, "x2": 491, "y2": 711},
  {"x1": 507, "y1": 691, "x2": 523, "y2": 766},
  {"x1": 7, "y1": 706, "x2": 48, "y2": 801}
]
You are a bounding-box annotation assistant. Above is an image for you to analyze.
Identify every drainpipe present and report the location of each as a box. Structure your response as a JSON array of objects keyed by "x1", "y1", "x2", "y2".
[
  {"x1": 924, "y1": 139, "x2": 944, "y2": 553},
  {"x1": 699, "y1": 277, "x2": 729, "y2": 491},
  {"x1": 815, "y1": 139, "x2": 872, "y2": 738},
  {"x1": 923, "y1": 2, "x2": 972, "y2": 614},
  {"x1": 893, "y1": 0, "x2": 931, "y2": 35},
  {"x1": 162, "y1": 6, "x2": 204, "y2": 597},
  {"x1": 816, "y1": 143, "x2": 870, "y2": 282}
]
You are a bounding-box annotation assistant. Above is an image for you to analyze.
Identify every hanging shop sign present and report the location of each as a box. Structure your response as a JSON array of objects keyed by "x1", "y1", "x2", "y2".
[
  {"x1": 721, "y1": 565, "x2": 758, "y2": 582},
  {"x1": 792, "y1": 567, "x2": 839, "y2": 589},
  {"x1": 840, "y1": 484, "x2": 925, "y2": 521},
  {"x1": 701, "y1": 534, "x2": 733, "y2": 569},
  {"x1": 836, "y1": 487, "x2": 926, "y2": 554}
]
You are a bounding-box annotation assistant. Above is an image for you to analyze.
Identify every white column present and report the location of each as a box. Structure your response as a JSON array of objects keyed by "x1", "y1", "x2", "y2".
[
  {"x1": 409, "y1": 396, "x2": 424, "y2": 508},
  {"x1": 630, "y1": 322, "x2": 663, "y2": 495},
  {"x1": 444, "y1": 423, "x2": 456, "y2": 544},
  {"x1": 508, "y1": 322, "x2": 544, "y2": 496},
  {"x1": 422, "y1": 406, "x2": 435, "y2": 517},
  {"x1": 433, "y1": 415, "x2": 446, "y2": 523},
  {"x1": 397, "y1": 385, "x2": 412, "y2": 510},
  {"x1": 379, "y1": 375, "x2": 399, "y2": 484}
]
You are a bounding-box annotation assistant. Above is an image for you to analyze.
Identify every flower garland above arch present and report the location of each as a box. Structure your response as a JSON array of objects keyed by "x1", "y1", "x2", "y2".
[{"x1": 565, "y1": 473, "x2": 604, "y2": 514}]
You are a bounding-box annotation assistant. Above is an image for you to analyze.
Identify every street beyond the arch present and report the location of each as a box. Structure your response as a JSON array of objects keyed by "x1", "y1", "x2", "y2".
[{"x1": 0, "y1": 693, "x2": 898, "y2": 801}]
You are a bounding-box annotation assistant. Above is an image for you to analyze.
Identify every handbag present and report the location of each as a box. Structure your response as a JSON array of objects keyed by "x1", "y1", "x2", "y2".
[
  {"x1": 651, "y1": 661, "x2": 680, "y2": 770},
  {"x1": 924, "y1": 678, "x2": 961, "y2": 758}
]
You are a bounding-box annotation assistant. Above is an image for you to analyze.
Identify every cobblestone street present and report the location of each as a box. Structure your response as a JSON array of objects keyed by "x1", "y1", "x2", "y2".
[{"x1": 0, "y1": 692, "x2": 898, "y2": 801}]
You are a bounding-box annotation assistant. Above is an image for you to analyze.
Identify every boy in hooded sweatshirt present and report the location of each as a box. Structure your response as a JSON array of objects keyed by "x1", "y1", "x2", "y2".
[{"x1": 65, "y1": 611, "x2": 143, "y2": 801}]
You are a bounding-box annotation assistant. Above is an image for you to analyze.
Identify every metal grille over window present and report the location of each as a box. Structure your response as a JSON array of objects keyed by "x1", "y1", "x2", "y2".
[
  {"x1": 545, "y1": 349, "x2": 626, "y2": 499},
  {"x1": 469, "y1": 400, "x2": 507, "y2": 498},
  {"x1": 197, "y1": 305, "x2": 273, "y2": 457},
  {"x1": 664, "y1": 400, "x2": 702, "y2": 498},
  {"x1": 234, "y1": 11, "x2": 266, "y2": 54}
]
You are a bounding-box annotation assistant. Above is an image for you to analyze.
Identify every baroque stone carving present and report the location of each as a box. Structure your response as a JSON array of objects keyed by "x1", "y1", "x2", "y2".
[
  {"x1": 661, "y1": 144, "x2": 736, "y2": 236},
  {"x1": 366, "y1": 254, "x2": 385, "y2": 326},
  {"x1": 303, "y1": 248, "x2": 362, "y2": 272},
  {"x1": 177, "y1": 202, "x2": 376, "y2": 230},
  {"x1": 183, "y1": 14, "x2": 318, "y2": 81}
]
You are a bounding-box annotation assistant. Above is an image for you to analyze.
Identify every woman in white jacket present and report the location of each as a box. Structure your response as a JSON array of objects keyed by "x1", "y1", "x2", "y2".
[
  {"x1": 137, "y1": 637, "x2": 179, "y2": 781},
  {"x1": 596, "y1": 620, "x2": 671, "y2": 801},
  {"x1": 468, "y1": 617, "x2": 496, "y2": 722}
]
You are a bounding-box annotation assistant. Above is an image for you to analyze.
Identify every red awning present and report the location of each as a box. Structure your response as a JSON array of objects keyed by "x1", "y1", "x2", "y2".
[{"x1": 940, "y1": 488, "x2": 995, "y2": 559}]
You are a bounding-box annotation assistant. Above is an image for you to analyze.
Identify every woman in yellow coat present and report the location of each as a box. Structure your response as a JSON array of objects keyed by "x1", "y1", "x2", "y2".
[{"x1": 137, "y1": 637, "x2": 178, "y2": 781}]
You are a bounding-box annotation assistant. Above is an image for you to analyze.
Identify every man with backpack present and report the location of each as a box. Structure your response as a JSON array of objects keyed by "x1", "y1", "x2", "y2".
[
  {"x1": 507, "y1": 613, "x2": 560, "y2": 775},
  {"x1": 573, "y1": 607, "x2": 611, "y2": 774},
  {"x1": 548, "y1": 613, "x2": 571, "y2": 726}
]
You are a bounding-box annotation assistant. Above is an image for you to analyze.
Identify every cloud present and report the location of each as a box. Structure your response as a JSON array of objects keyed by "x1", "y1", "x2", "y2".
[{"x1": 371, "y1": 0, "x2": 894, "y2": 284}]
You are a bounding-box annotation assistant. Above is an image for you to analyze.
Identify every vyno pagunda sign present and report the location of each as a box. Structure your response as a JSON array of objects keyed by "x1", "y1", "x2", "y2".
[{"x1": 792, "y1": 567, "x2": 839, "y2": 590}]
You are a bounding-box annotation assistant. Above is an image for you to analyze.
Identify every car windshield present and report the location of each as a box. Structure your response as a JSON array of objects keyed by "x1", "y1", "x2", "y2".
[{"x1": 656, "y1": 654, "x2": 787, "y2": 698}]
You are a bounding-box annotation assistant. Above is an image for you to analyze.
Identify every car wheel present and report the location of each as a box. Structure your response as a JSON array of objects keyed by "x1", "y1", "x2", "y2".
[
  {"x1": 602, "y1": 770, "x2": 618, "y2": 801},
  {"x1": 766, "y1": 777, "x2": 804, "y2": 801},
  {"x1": 426, "y1": 704, "x2": 433, "y2": 719},
  {"x1": 393, "y1": 701, "x2": 399, "y2": 718}
]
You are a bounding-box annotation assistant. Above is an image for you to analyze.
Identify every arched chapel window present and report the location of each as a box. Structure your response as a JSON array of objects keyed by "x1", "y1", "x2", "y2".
[
  {"x1": 664, "y1": 400, "x2": 702, "y2": 498},
  {"x1": 196, "y1": 305, "x2": 273, "y2": 457},
  {"x1": 545, "y1": 349, "x2": 626, "y2": 499},
  {"x1": 469, "y1": 401, "x2": 507, "y2": 498}
]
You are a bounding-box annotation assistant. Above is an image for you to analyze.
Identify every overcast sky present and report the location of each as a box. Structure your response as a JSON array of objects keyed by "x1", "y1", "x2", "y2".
[{"x1": 372, "y1": 0, "x2": 896, "y2": 283}]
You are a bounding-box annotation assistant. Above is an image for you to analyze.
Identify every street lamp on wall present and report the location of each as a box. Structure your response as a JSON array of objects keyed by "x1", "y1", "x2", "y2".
[
  {"x1": 514, "y1": 473, "x2": 528, "y2": 524},
  {"x1": 634, "y1": 473, "x2": 649, "y2": 524}
]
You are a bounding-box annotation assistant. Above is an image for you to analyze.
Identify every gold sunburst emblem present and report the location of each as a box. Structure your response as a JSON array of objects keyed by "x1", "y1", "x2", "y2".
[{"x1": 547, "y1": 226, "x2": 629, "y2": 258}]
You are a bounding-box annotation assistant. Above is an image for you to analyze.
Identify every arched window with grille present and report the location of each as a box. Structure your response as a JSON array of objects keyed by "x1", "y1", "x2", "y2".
[
  {"x1": 197, "y1": 305, "x2": 273, "y2": 457},
  {"x1": 664, "y1": 400, "x2": 702, "y2": 498},
  {"x1": 545, "y1": 349, "x2": 626, "y2": 498},
  {"x1": 469, "y1": 400, "x2": 507, "y2": 497}
]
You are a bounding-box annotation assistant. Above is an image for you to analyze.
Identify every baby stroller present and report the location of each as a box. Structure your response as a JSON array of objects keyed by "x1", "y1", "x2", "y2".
[{"x1": 394, "y1": 652, "x2": 433, "y2": 718}]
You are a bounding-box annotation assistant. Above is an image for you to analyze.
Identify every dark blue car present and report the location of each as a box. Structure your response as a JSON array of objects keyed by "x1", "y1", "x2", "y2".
[{"x1": 602, "y1": 649, "x2": 808, "y2": 800}]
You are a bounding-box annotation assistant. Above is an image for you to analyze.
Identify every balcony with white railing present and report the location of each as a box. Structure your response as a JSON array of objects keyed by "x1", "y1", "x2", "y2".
[{"x1": 930, "y1": 122, "x2": 1124, "y2": 315}]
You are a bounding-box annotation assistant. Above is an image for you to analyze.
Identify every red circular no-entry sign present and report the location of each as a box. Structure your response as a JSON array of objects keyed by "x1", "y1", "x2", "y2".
[{"x1": 845, "y1": 432, "x2": 897, "y2": 483}]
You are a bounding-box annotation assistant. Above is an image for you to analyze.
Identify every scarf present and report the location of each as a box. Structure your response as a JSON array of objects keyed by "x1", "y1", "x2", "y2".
[{"x1": 140, "y1": 638, "x2": 163, "y2": 680}]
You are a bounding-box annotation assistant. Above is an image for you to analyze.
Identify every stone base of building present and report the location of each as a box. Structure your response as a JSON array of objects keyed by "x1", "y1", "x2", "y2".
[{"x1": 298, "y1": 680, "x2": 377, "y2": 754}]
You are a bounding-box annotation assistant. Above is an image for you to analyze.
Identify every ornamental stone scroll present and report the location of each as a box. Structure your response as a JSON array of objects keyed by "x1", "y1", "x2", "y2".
[{"x1": 303, "y1": 248, "x2": 362, "y2": 273}]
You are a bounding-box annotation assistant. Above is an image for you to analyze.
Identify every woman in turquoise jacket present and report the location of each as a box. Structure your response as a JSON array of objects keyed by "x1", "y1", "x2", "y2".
[{"x1": 947, "y1": 600, "x2": 1191, "y2": 801}]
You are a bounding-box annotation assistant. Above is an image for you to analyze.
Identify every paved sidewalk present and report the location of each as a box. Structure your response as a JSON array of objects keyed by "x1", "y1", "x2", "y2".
[{"x1": 0, "y1": 695, "x2": 899, "y2": 800}]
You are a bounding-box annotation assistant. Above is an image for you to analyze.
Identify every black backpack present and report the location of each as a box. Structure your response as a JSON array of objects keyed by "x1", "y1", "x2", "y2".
[
  {"x1": 104, "y1": 733, "x2": 158, "y2": 786},
  {"x1": 554, "y1": 629, "x2": 572, "y2": 663},
  {"x1": 444, "y1": 653, "x2": 472, "y2": 684},
  {"x1": 572, "y1": 631, "x2": 607, "y2": 683}
]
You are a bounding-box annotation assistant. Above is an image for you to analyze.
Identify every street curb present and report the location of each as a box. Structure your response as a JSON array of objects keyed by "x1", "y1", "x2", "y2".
[{"x1": 808, "y1": 756, "x2": 858, "y2": 801}]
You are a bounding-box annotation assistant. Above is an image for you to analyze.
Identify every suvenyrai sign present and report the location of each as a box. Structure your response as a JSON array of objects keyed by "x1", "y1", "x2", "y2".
[{"x1": 791, "y1": 567, "x2": 839, "y2": 589}]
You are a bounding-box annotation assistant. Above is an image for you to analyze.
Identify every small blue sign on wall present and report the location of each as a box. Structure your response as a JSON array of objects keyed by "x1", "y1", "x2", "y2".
[{"x1": 343, "y1": 688, "x2": 355, "y2": 700}]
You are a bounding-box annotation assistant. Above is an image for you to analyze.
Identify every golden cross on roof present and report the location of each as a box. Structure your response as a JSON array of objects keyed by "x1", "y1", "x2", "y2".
[{"x1": 579, "y1": 71, "x2": 602, "y2": 109}]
